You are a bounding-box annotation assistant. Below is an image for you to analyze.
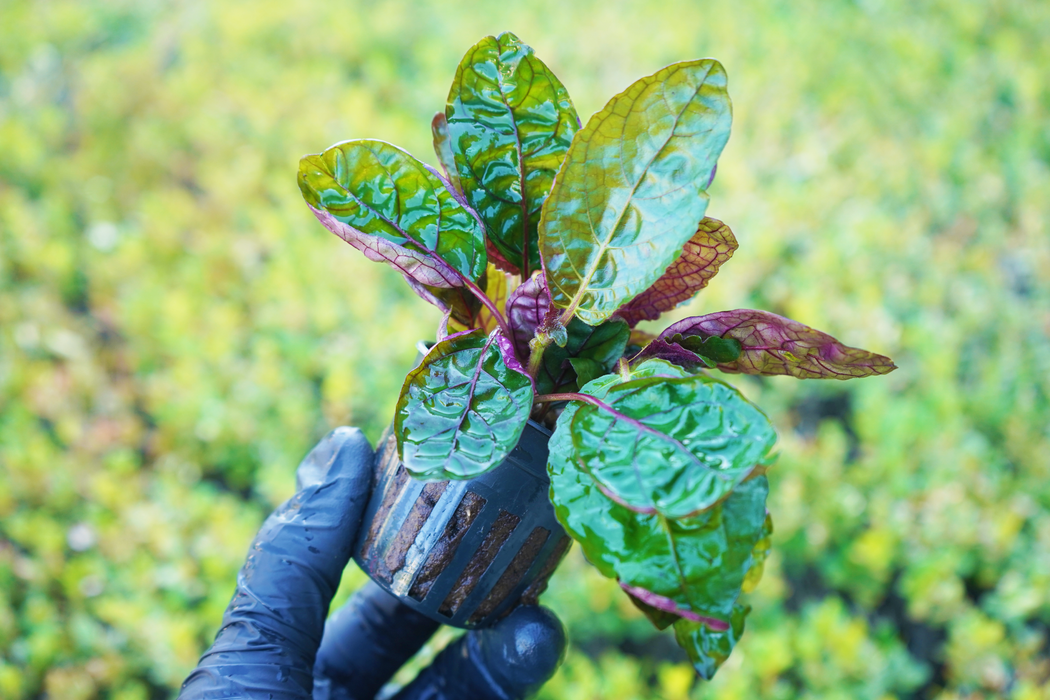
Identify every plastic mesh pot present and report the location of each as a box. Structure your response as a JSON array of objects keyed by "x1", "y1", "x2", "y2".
[{"x1": 353, "y1": 420, "x2": 570, "y2": 629}]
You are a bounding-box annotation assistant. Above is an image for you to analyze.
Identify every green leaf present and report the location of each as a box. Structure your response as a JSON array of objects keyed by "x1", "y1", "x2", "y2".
[
  {"x1": 298, "y1": 139, "x2": 487, "y2": 287},
  {"x1": 395, "y1": 329, "x2": 534, "y2": 480},
  {"x1": 632, "y1": 333, "x2": 742, "y2": 370},
  {"x1": 540, "y1": 59, "x2": 732, "y2": 326},
  {"x1": 548, "y1": 413, "x2": 770, "y2": 621},
  {"x1": 741, "y1": 512, "x2": 773, "y2": 593},
  {"x1": 567, "y1": 358, "x2": 605, "y2": 388},
  {"x1": 660, "y1": 309, "x2": 898, "y2": 379},
  {"x1": 616, "y1": 217, "x2": 738, "y2": 327},
  {"x1": 535, "y1": 317, "x2": 630, "y2": 395},
  {"x1": 564, "y1": 359, "x2": 776, "y2": 518},
  {"x1": 673, "y1": 603, "x2": 750, "y2": 680},
  {"x1": 431, "y1": 112, "x2": 463, "y2": 195},
  {"x1": 446, "y1": 32, "x2": 579, "y2": 276}
]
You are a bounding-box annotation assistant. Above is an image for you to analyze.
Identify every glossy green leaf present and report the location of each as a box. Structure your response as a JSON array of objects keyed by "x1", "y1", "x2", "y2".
[
  {"x1": 617, "y1": 217, "x2": 738, "y2": 327},
  {"x1": 548, "y1": 411, "x2": 770, "y2": 621},
  {"x1": 540, "y1": 60, "x2": 732, "y2": 326},
  {"x1": 564, "y1": 358, "x2": 776, "y2": 518},
  {"x1": 567, "y1": 358, "x2": 605, "y2": 388},
  {"x1": 535, "y1": 317, "x2": 630, "y2": 395},
  {"x1": 741, "y1": 512, "x2": 773, "y2": 593},
  {"x1": 446, "y1": 32, "x2": 579, "y2": 276},
  {"x1": 673, "y1": 603, "x2": 750, "y2": 679},
  {"x1": 395, "y1": 329, "x2": 533, "y2": 480},
  {"x1": 298, "y1": 139, "x2": 487, "y2": 288},
  {"x1": 660, "y1": 309, "x2": 898, "y2": 379},
  {"x1": 431, "y1": 112, "x2": 463, "y2": 195}
]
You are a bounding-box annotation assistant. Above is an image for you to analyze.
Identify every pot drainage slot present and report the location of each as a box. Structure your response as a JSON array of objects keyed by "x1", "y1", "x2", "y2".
[
  {"x1": 468, "y1": 526, "x2": 551, "y2": 623},
  {"x1": 438, "y1": 510, "x2": 521, "y2": 616},
  {"x1": 408, "y1": 490, "x2": 487, "y2": 601}
]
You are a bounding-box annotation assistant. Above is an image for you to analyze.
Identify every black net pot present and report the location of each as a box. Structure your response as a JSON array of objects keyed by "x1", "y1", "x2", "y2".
[{"x1": 353, "y1": 419, "x2": 571, "y2": 629}]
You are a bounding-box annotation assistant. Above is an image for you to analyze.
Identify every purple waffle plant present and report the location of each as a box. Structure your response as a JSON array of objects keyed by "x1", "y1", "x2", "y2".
[{"x1": 297, "y1": 32, "x2": 896, "y2": 678}]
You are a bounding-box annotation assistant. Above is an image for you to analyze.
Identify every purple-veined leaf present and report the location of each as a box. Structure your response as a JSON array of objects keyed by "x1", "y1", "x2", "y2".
[
  {"x1": 616, "y1": 217, "x2": 738, "y2": 327},
  {"x1": 395, "y1": 329, "x2": 533, "y2": 480},
  {"x1": 660, "y1": 309, "x2": 897, "y2": 379},
  {"x1": 548, "y1": 395, "x2": 770, "y2": 624},
  {"x1": 560, "y1": 359, "x2": 776, "y2": 518},
  {"x1": 298, "y1": 139, "x2": 487, "y2": 289},
  {"x1": 445, "y1": 32, "x2": 579, "y2": 276},
  {"x1": 540, "y1": 60, "x2": 732, "y2": 326}
]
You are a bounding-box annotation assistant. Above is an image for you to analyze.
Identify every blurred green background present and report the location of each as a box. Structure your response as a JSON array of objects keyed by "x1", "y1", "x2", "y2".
[{"x1": 2, "y1": 0, "x2": 1049, "y2": 697}]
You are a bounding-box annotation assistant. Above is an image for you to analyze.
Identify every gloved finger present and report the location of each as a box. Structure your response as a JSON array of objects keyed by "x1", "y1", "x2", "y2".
[
  {"x1": 311, "y1": 581, "x2": 440, "y2": 700},
  {"x1": 179, "y1": 427, "x2": 375, "y2": 700},
  {"x1": 389, "y1": 606, "x2": 566, "y2": 700}
]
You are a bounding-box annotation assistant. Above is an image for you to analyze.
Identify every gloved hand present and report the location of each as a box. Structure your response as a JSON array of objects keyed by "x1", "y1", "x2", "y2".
[{"x1": 179, "y1": 427, "x2": 566, "y2": 700}]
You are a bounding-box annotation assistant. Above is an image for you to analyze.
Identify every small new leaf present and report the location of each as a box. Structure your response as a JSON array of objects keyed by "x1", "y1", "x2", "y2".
[
  {"x1": 536, "y1": 317, "x2": 630, "y2": 395},
  {"x1": 541, "y1": 60, "x2": 732, "y2": 326},
  {"x1": 299, "y1": 139, "x2": 487, "y2": 287},
  {"x1": 446, "y1": 32, "x2": 579, "y2": 276},
  {"x1": 395, "y1": 329, "x2": 534, "y2": 480},
  {"x1": 660, "y1": 309, "x2": 897, "y2": 379},
  {"x1": 617, "y1": 217, "x2": 738, "y2": 327},
  {"x1": 505, "y1": 272, "x2": 552, "y2": 361}
]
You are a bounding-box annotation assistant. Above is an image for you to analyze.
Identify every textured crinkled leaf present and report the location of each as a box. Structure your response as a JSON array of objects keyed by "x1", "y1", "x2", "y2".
[
  {"x1": 540, "y1": 60, "x2": 732, "y2": 326},
  {"x1": 548, "y1": 417, "x2": 770, "y2": 621},
  {"x1": 536, "y1": 317, "x2": 630, "y2": 395},
  {"x1": 660, "y1": 309, "x2": 897, "y2": 379},
  {"x1": 446, "y1": 32, "x2": 579, "y2": 276},
  {"x1": 673, "y1": 603, "x2": 749, "y2": 680},
  {"x1": 617, "y1": 217, "x2": 738, "y2": 326},
  {"x1": 741, "y1": 512, "x2": 773, "y2": 593},
  {"x1": 475, "y1": 265, "x2": 509, "y2": 334},
  {"x1": 395, "y1": 329, "x2": 533, "y2": 480},
  {"x1": 566, "y1": 359, "x2": 776, "y2": 517},
  {"x1": 299, "y1": 140, "x2": 487, "y2": 286},
  {"x1": 431, "y1": 112, "x2": 463, "y2": 195},
  {"x1": 505, "y1": 272, "x2": 551, "y2": 360}
]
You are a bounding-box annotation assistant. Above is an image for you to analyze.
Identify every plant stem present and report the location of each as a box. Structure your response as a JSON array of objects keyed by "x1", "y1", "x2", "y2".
[
  {"x1": 533, "y1": 391, "x2": 600, "y2": 405},
  {"x1": 526, "y1": 332, "x2": 553, "y2": 380}
]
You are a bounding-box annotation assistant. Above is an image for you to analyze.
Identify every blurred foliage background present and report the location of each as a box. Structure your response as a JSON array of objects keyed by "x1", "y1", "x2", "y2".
[{"x1": 1, "y1": 0, "x2": 1048, "y2": 698}]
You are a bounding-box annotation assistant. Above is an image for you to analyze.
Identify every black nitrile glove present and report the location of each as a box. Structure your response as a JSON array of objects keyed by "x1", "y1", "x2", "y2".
[{"x1": 179, "y1": 427, "x2": 566, "y2": 700}]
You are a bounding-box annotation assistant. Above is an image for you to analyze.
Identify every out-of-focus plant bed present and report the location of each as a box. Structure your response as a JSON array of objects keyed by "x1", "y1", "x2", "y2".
[{"x1": 1, "y1": 1, "x2": 1048, "y2": 698}]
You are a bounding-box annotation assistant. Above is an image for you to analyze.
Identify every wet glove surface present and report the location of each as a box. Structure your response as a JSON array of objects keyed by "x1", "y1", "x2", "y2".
[{"x1": 179, "y1": 427, "x2": 565, "y2": 700}]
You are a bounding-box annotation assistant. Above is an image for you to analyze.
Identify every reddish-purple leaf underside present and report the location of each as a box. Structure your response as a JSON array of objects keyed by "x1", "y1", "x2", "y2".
[
  {"x1": 505, "y1": 272, "x2": 552, "y2": 361},
  {"x1": 661, "y1": 309, "x2": 897, "y2": 379},
  {"x1": 616, "y1": 217, "x2": 738, "y2": 327},
  {"x1": 308, "y1": 205, "x2": 463, "y2": 288}
]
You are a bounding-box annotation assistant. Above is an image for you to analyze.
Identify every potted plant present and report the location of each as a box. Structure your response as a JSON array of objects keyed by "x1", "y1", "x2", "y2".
[{"x1": 296, "y1": 32, "x2": 895, "y2": 679}]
